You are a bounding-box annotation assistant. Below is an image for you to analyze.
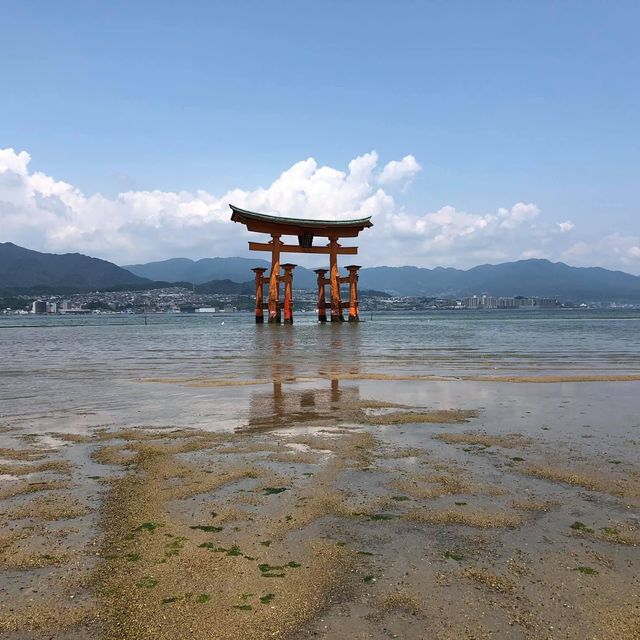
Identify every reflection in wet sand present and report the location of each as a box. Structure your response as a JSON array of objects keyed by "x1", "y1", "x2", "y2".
[
  {"x1": 246, "y1": 380, "x2": 361, "y2": 431},
  {"x1": 246, "y1": 326, "x2": 362, "y2": 431}
]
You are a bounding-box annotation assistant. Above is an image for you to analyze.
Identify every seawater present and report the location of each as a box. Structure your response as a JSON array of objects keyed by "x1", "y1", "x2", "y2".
[
  {"x1": 2, "y1": 309, "x2": 640, "y2": 376},
  {"x1": 1, "y1": 310, "x2": 639, "y2": 431}
]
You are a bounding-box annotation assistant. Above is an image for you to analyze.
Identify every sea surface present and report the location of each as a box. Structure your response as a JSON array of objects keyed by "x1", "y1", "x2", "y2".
[
  {"x1": 1, "y1": 309, "x2": 640, "y2": 432},
  {"x1": 2, "y1": 308, "x2": 640, "y2": 375}
]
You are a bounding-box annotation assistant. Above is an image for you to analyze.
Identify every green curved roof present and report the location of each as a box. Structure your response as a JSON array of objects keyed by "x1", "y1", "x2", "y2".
[{"x1": 229, "y1": 204, "x2": 372, "y2": 228}]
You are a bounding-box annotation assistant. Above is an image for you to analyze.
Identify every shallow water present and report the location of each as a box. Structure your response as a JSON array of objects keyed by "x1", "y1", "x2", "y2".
[
  {"x1": 2, "y1": 310, "x2": 640, "y2": 428},
  {"x1": 3, "y1": 310, "x2": 640, "y2": 377}
]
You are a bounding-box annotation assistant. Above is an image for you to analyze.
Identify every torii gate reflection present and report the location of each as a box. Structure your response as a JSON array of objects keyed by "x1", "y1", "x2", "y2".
[{"x1": 242, "y1": 324, "x2": 363, "y2": 431}]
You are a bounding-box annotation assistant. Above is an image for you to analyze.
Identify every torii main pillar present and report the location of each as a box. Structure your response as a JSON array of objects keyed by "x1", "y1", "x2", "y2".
[
  {"x1": 268, "y1": 235, "x2": 282, "y2": 323},
  {"x1": 328, "y1": 236, "x2": 343, "y2": 322}
]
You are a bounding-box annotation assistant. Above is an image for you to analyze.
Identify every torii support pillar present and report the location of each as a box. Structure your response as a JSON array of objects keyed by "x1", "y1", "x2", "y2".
[
  {"x1": 345, "y1": 265, "x2": 361, "y2": 322},
  {"x1": 314, "y1": 269, "x2": 328, "y2": 323},
  {"x1": 281, "y1": 263, "x2": 296, "y2": 324},
  {"x1": 252, "y1": 267, "x2": 267, "y2": 324},
  {"x1": 268, "y1": 234, "x2": 282, "y2": 324},
  {"x1": 328, "y1": 236, "x2": 344, "y2": 322}
]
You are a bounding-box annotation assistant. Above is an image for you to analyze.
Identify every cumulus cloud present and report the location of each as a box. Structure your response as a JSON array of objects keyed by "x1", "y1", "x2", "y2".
[
  {"x1": 557, "y1": 220, "x2": 575, "y2": 233},
  {"x1": 1, "y1": 147, "x2": 638, "y2": 273},
  {"x1": 380, "y1": 203, "x2": 540, "y2": 260},
  {"x1": 0, "y1": 148, "x2": 396, "y2": 264},
  {"x1": 377, "y1": 155, "x2": 421, "y2": 185},
  {"x1": 561, "y1": 233, "x2": 640, "y2": 269}
]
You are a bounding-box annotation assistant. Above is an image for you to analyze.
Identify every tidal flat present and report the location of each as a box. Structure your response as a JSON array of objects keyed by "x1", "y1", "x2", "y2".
[{"x1": 1, "y1": 312, "x2": 639, "y2": 638}]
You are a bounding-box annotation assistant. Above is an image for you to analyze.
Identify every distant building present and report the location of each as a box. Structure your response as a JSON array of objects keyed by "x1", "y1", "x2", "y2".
[
  {"x1": 59, "y1": 300, "x2": 91, "y2": 314},
  {"x1": 465, "y1": 295, "x2": 497, "y2": 309},
  {"x1": 481, "y1": 295, "x2": 498, "y2": 309},
  {"x1": 62, "y1": 308, "x2": 91, "y2": 314},
  {"x1": 31, "y1": 300, "x2": 46, "y2": 314},
  {"x1": 46, "y1": 301, "x2": 58, "y2": 314},
  {"x1": 465, "y1": 295, "x2": 558, "y2": 309},
  {"x1": 195, "y1": 307, "x2": 217, "y2": 313}
]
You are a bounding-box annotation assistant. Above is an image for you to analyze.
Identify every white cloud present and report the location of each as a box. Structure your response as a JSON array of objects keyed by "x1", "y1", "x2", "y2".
[
  {"x1": 557, "y1": 220, "x2": 575, "y2": 233},
  {"x1": 1, "y1": 147, "x2": 638, "y2": 273},
  {"x1": 0, "y1": 148, "x2": 397, "y2": 265},
  {"x1": 378, "y1": 155, "x2": 421, "y2": 185},
  {"x1": 497, "y1": 202, "x2": 540, "y2": 229},
  {"x1": 561, "y1": 234, "x2": 640, "y2": 269},
  {"x1": 377, "y1": 202, "x2": 541, "y2": 263}
]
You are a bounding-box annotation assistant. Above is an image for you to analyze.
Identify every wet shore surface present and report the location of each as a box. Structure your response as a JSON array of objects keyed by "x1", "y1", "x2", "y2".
[{"x1": 1, "y1": 375, "x2": 639, "y2": 639}]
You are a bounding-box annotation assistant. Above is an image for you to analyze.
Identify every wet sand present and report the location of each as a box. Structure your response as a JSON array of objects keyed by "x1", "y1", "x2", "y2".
[{"x1": 1, "y1": 375, "x2": 639, "y2": 640}]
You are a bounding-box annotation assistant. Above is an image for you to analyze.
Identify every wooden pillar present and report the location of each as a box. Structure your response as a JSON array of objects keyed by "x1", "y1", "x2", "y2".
[
  {"x1": 272, "y1": 331, "x2": 283, "y2": 414},
  {"x1": 268, "y1": 234, "x2": 281, "y2": 324},
  {"x1": 345, "y1": 265, "x2": 361, "y2": 322},
  {"x1": 281, "y1": 263, "x2": 296, "y2": 325},
  {"x1": 251, "y1": 267, "x2": 266, "y2": 324},
  {"x1": 330, "y1": 378, "x2": 340, "y2": 402},
  {"x1": 313, "y1": 268, "x2": 327, "y2": 323},
  {"x1": 328, "y1": 236, "x2": 343, "y2": 322}
]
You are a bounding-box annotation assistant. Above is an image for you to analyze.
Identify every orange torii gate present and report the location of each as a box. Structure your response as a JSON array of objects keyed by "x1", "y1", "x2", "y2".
[{"x1": 229, "y1": 205, "x2": 372, "y2": 324}]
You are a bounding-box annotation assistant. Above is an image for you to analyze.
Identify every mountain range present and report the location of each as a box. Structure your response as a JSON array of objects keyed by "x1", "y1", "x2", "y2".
[
  {"x1": 359, "y1": 261, "x2": 640, "y2": 300},
  {"x1": 2, "y1": 242, "x2": 640, "y2": 302},
  {"x1": 124, "y1": 257, "x2": 318, "y2": 288},
  {"x1": 0, "y1": 242, "x2": 150, "y2": 292},
  {"x1": 125, "y1": 255, "x2": 640, "y2": 301}
]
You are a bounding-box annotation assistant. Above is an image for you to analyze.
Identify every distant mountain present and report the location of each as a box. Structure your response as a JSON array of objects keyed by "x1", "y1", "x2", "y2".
[
  {"x1": 125, "y1": 256, "x2": 640, "y2": 302},
  {"x1": 124, "y1": 257, "x2": 269, "y2": 284},
  {"x1": 195, "y1": 279, "x2": 254, "y2": 295},
  {"x1": 0, "y1": 242, "x2": 150, "y2": 292},
  {"x1": 4, "y1": 243, "x2": 640, "y2": 302},
  {"x1": 358, "y1": 259, "x2": 640, "y2": 301},
  {"x1": 124, "y1": 256, "x2": 319, "y2": 288}
]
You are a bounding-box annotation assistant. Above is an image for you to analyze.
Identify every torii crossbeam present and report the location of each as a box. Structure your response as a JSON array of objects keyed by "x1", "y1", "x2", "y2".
[{"x1": 230, "y1": 205, "x2": 372, "y2": 324}]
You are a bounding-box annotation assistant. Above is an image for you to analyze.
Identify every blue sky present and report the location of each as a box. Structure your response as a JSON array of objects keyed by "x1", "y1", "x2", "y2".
[{"x1": 1, "y1": 1, "x2": 639, "y2": 271}]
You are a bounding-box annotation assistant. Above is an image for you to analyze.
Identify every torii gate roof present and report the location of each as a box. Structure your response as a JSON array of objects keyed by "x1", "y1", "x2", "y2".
[{"x1": 229, "y1": 204, "x2": 373, "y2": 238}]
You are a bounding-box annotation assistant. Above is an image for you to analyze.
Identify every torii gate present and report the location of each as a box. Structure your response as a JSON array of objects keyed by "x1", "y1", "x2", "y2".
[{"x1": 229, "y1": 205, "x2": 372, "y2": 324}]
